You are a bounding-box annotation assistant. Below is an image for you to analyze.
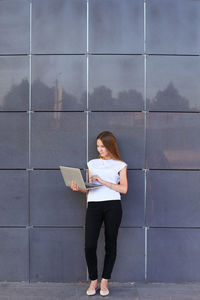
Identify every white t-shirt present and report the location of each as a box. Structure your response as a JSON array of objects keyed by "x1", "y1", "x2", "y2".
[{"x1": 87, "y1": 158, "x2": 127, "y2": 202}]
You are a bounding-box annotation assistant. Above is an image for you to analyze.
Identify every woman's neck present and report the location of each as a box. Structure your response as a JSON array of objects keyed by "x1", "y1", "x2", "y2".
[{"x1": 100, "y1": 156, "x2": 113, "y2": 160}]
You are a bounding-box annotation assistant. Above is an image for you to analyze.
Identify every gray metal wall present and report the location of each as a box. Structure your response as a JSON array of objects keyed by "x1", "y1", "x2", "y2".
[{"x1": 0, "y1": 0, "x2": 200, "y2": 283}]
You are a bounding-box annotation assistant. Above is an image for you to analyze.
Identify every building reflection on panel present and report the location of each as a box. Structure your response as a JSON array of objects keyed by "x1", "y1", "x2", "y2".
[
  {"x1": 147, "y1": 56, "x2": 200, "y2": 111},
  {"x1": 146, "y1": 113, "x2": 200, "y2": 169}
]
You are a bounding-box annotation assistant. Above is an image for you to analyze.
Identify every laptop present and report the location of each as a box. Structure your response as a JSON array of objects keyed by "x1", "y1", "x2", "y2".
[{"x1": 59, "y1": 166, "x2": 103, "y2": 190}]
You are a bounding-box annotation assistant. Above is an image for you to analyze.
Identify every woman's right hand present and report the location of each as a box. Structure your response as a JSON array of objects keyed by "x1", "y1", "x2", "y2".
[{"x1": 70, "y1": 180, "x2": 79, "y2": 191}]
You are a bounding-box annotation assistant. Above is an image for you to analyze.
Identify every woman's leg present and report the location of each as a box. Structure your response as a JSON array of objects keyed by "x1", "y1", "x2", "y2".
[
  {"x1": 85, "y1": 202, "x2": 103, "y2": 280},
  {"x1": 102, "y1": 200, "x2": 122, "y2": 279}
]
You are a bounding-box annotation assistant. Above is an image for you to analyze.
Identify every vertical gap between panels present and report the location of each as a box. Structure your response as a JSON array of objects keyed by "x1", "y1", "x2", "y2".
[
  {"x1": 87, "y1": 0, "x2": 89, "y2": 55},
  {"x1": 29, "y1": 0, "x2": 32, "y2": 168},
  {"x1": 144, "y1": 54, "x2": 147, "y2": 174},
  {"x1": 86, "y1": 0, "x2": 89, "y2": 165},
  {"x1": 145, "y1": 227, "x2": 148, "y2": 280},
  {"x1": 144, "y1": 169, "x2": 147, "y2": 225},
  {"x1": 28, "y1": 170, "x2": 31, "y2": 283},
  {"x1": 28, "y1": 0, "x2": 32, "y2": 284},
  {"x1": 144, "y1": 0, "x2": 148, "y2": 282},
  {"x1": 144, "y1": 55, "x2": 147, "y2": 112},
  {"x1": 86, "y1": 0, "x2": 89, "y2": 282},
  {"x1": 86, "y1": 51, "x2": 89, "y2": 171},
  {"x1": 144, "y1": 0, "x2": 147, "y2": 169},
  {"x1": 29, "y1": 0, "x2": 32, "y2": 56},
  {"x1": 144, "y1": 169, "x2": 148, "y2": 281},
  {"x1": 144, "y1": 0, "x2": 147, "y2": 54},
  {"x1": 144, "y1": 55, "x2": 147, "y2": 225}
]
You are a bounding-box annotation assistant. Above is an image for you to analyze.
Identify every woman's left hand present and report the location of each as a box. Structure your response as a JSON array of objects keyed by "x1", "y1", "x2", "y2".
[{"x1": 91, "y1": 175, "x2": 104, "y2": 185}]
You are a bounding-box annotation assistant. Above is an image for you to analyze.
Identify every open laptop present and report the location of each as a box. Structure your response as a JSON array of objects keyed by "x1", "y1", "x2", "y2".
[{"x1": 59, "y1": 166, "x2": 103, "y2": 190}]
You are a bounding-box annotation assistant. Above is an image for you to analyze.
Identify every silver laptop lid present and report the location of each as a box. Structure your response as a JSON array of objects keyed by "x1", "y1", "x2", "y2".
[{"x1": 60, "y1": 166, "x2": 86, "y2": 189}]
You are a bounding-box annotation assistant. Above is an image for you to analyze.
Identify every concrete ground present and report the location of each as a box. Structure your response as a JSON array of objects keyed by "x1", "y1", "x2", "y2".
[{"x1": 0, "y1": 281, "x2": 200, "y2": 300}]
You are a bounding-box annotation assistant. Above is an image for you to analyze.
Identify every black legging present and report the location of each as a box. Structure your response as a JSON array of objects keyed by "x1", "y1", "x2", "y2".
[{"x1": 84, "y1": 200, "x2": 122, "y2": 280}]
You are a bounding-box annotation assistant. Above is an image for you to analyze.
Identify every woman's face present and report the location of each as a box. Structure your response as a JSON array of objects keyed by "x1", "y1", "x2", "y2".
[{"x1": 97, "y1": 139, "x2": 111, "y2": 159}]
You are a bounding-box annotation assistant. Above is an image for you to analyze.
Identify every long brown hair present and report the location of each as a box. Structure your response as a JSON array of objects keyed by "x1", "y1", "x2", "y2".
[{"x1": 96, "y1": 131, "x2": 123, "y2": 161}]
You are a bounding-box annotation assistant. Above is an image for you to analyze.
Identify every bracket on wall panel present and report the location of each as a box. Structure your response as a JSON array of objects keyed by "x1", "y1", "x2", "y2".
[
  {"x1": 26, "y1": 225, "x2": 34, "y2": 229},
  {"x1": 142, "y1": 226, "x2": 149, "y2": 230}
]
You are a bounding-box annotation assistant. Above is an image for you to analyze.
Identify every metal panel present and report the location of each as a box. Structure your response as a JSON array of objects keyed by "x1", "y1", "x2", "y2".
[
  {"x1": 147, "y1": 0, "x2": 200, "y2": 54},
  {"x1": 89, "y1": 0, "x2": 144, "y2": 53},
  {"x1": 32, "y1": 0, "x2": 86, "y2": 54},
  {"x1": 30, "y1": 228, "x2": 86, "y2": 282},
  {"x1": 0, "y1": 170, "x2": 28, "y2": 226},
  {"x1": 89, "y1": 55, "x2": 144, "y2": 111},
  {"x1": 121, "y1": 170, "x2": 145, "y2": 227},
  {"x1": 148, "y1": 228, "x2": 200, "y2": 282},
  {"x1": 0, "y1": 113, "x2": 28, "y2": 168},
  {"x1": 31, "y1": 112, "x2": 86, "y2": 168},
  {"x1": 147, "y1": 56, "x2": 200, "y2": 111},
  {"x1": 0, "y1": 228, "x2": 29, "y2": 281},
  {"x1": 30, "y1": 170, "x2": 86, "y2": 226},
  {"x1": 0, "y1": 0, "x2": 29, "y2": 54},
  {"x1": 146, "y1": 170, "x2": 200, "y2": 227},
  {"x1": 146, "y1": 113, "x2": 200, "y2": 169},
  {"x1": 32, "y1": 55, "x2": 86, "y2": 111},
  {"x1": 0, "y1": 56, "x2": 29, "y2": 111}
]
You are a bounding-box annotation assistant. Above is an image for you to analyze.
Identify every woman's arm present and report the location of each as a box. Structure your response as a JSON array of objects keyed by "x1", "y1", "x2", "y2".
[
  {"x1": 70, "y1": 180, "x2": 89, "y2": 194},
  {"x1": 91, "y1": 166, "x2": 128, "y2": 194}
]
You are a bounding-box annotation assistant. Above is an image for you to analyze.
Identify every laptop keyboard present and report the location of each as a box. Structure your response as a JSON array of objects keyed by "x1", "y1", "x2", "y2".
[{"x1": 85, "y1": 182, "x2": 101, "y2": 188}]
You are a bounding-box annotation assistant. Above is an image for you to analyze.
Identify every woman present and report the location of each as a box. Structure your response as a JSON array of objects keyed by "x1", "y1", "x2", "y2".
[{"x1": 70, "y1": 131, "x2": 128, "y2": 296}]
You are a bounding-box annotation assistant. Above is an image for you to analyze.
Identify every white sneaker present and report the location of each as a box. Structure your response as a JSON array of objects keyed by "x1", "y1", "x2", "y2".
[
  {"x1": 86, "y1": 281, "x2": 98, "y2": 296},
  {"x1": 100, "y1": 288, "x2": 109, "y2": 296},
  {"x1": 100, "y1": 279, "x2": 109, "y2": 297}
]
